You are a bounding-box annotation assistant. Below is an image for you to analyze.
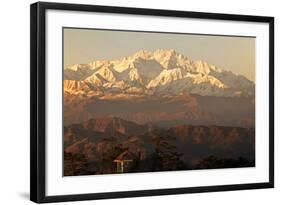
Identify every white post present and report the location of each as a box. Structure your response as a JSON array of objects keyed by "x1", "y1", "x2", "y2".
[{"x1": 121, "y1": 161, "x2": 124, "y2": 173}]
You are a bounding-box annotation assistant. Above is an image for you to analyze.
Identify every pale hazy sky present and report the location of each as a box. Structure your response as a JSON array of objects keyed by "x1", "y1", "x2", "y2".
[{"x1": 64, "y1": 28, "x2": 255, "y2": 81}]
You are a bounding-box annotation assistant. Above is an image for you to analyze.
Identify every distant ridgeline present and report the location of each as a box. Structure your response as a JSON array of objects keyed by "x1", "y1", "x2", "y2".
[{"x1": 64, "y1": 117, "x2": 255, "y2": 176}]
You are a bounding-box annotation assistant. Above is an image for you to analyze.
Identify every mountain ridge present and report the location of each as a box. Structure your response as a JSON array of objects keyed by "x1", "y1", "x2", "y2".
[
  {"x1": 64, "y1": 116, "x2": 255, "y2": 174},
  {"x1": 64, "y1": 49, "x2": 255, "y2": 98}
]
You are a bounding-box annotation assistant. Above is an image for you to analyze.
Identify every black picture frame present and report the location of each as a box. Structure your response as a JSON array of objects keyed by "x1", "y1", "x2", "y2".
[{"x1": 30, "y1": 2, "x2": 274, "y2": 203}]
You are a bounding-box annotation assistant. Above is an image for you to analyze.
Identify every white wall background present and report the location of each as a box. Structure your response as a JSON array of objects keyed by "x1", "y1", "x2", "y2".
[{"x1": 0, "y1": 0, "x2": 279, "y2": 204}]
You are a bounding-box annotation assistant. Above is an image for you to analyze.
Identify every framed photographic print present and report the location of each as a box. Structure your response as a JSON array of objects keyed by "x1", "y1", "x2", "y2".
[{"x1": 30, "y1": 2, "x2": 274, "y2": 203}]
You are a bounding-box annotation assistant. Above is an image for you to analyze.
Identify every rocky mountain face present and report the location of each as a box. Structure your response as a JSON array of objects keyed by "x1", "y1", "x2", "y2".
[{"x1": 64, "y1": 49, "x2": 255, "y2": 98}]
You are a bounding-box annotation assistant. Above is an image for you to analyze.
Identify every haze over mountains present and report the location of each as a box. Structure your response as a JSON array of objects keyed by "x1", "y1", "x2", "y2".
[{"x1": 64, "y1": 49, "x2": 255, "y2": 127}]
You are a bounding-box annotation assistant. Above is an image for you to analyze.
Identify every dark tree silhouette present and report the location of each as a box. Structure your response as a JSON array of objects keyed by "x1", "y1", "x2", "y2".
[
  {"x1": 152, "y1": 133, "x2": 186, "y2": 171},
  {"x1": 64, "y1": 152, "x2": 92, "y2": 176},
  {"x1": 195, "y1": 155, "x2": 255, "y2": 169}
]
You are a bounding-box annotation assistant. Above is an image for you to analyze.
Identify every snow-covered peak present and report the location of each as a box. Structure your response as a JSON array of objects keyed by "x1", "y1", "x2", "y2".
[
  {"x1": 64, "y1": 49, "x2": 255, "y2": 97},
  {"x1": 147, "y1": 68, "x2": 183, "y2": 88},
  {"x1": 129, "y1": 67, "x2": 142, "y2": 82},
  {"x1": 94, "y1": 65, "x2": 117, "y2": 82},
  {"x1": 133, "y1": 49, "x2": 153, "y2": 59},
  {"x1": 84, "y1": 74, "x2": 104, "y2": 86},
  {"x1": 192, "y1": 60, "x2": 211, "y2": 75},
  {"x1": 66, "y1": 64, "x2": 79, "y2": 71},
  {"x1": 153, "y1": 48, "x2": 178, "y2": 56}
]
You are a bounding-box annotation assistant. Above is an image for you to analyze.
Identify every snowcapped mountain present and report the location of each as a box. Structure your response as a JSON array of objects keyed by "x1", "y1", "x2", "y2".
[{"x1": 64, "y1": 49, "x2": 255, "y2": 98}]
